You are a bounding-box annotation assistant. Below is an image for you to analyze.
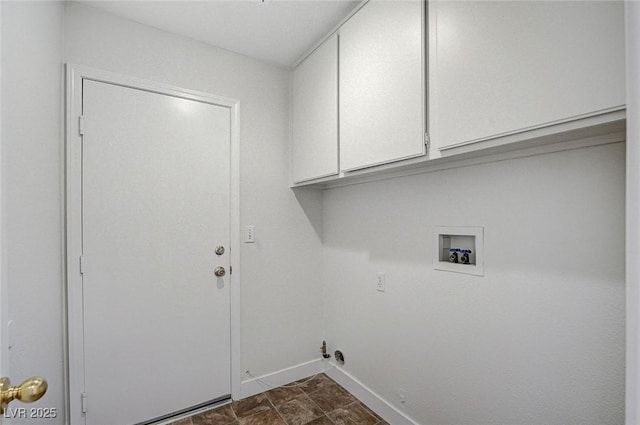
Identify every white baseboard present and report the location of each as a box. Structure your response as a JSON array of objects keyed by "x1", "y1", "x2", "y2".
[
  {"x1": 240, "y1": 358, "x2": 420, "y2": 425},
  {"x1": 324, "y1": 363, "x2": 420, "y2": 425},
  {"x1": 240, "y1": 358, "x2": 325, "y2": 399}
]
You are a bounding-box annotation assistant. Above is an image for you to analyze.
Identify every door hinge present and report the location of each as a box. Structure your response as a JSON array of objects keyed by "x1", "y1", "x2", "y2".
[
  {"x1": 81, "y1": 392, "x2": 87, "y2": 413},
  {"x1": 79, "y1": 115, "x2": 85, "y2": 136},
  {"x1": 79, "y1": 255, "x2": 84, "y2": 275},
  {"x1": 424, "y1": 133, "x2": 431, "y2": 158},
  {"x1": 230, "y1": 266, "x2": 232, "y2": 275}
]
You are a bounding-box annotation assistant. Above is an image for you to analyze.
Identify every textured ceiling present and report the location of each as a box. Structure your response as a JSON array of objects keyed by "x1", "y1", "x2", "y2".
[{"x1": 77, "y1": 0, "x2": 360, "y2": 68}]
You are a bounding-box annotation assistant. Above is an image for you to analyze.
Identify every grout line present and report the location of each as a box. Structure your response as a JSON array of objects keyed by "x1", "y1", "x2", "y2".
[
  {"x1": 229, "y1": 402, "x2": 238, "y2": 421},
  {"x1": 266, "y1": 392, "x2": 295, "y2": 425},
  {"x1": 182, "y1": 373, "x2": 386, "y2": 425},
  {"x1": 271, "y1": 403, "x2": 289, "y2": 425},
  {"x1": 229, "y1": 395, "x2": 275, "y2": 422},
  {"x1": 302, "y1": 392, "x2": 330, "y2": 424}
]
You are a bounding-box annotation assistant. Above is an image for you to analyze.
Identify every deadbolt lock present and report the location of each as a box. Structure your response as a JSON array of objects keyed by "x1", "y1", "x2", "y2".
[
  {"x1": 214, "y1": 266, "x2": 226, "y2": 277},
  {"x1": 215, "y1": 246, "x2": 225, "y2": 256}
]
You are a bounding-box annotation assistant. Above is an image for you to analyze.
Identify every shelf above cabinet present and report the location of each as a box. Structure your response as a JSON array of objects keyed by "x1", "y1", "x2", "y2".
[{"x1": 291, "y1": 116, "x2": 625, "y2": 190}]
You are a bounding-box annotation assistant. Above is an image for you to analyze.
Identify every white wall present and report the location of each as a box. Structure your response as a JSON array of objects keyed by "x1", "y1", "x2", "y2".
[
  {"x1": 2, "y1": 2, "x2": 324, "y2": 423},
  {"x1": 626, "y1": 1, "x2": 640, "y2": 423},
  {"x1": 1, "y1": 2, "x2": 65, "y2": 424},
  {"x1": 322, "y1": 143, "x2": 625, "y2": 424},
  {"x1": 1, "y1": 2, "x2": 627, "y2": 425},
  {"x1": 63, "y1": 0, "x2": 324, "y2": 384}
]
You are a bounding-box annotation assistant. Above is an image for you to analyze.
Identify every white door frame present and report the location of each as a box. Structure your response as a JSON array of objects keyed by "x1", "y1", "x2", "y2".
[
  {"x1": 64, "y1": 64, "x2": 241, "y2": 425},
  {"x1": 0, "y1": 0, "x2": 6, "y2": 390}
]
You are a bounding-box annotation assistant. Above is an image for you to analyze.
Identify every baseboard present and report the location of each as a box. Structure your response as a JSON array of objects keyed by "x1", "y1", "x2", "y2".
[
  {"x1": 240, "y1": 358, "x2": 325, "y2": 399},
  {"x1": 240, "y1": 358, "x2": 420, "y2": 424},
  {"x1": 324, "y1": 363, "x2": 420, "y2": 425}
]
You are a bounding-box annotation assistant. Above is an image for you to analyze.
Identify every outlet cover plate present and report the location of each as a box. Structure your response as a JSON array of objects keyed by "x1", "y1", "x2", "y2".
[{"x1": 376, "y1": 273, "x2": 386, "y2": 292}]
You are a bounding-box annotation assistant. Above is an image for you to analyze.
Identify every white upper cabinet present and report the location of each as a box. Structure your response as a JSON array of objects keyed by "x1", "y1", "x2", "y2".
[
  {"x1": 431, "y1": 1, "x2": 626, "y2": 154},
  {"x1": 292, "y1": 34, "x2": 339, "y2": 183},
  {"x1": 291, "y1": 0, "x2": 624, "y2": 186},
  {"x1": 339, "y1": 0, "x2": 426, "y2": 172}
]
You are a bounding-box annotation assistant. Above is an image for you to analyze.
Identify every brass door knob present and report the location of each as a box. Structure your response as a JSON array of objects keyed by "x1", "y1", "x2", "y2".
[
  {"x1": 0, "y1": 376, "x2": 48, "y2": 414},
  {"x1": 214, "y1": 266, "x2": 226, "y2": 277}
]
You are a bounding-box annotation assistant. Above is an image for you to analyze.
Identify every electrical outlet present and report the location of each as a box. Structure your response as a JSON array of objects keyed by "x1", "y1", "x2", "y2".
[
  {"x1": 398, "y1": 389, "x2": 408, "y2": 404},
  {"x1": 244, "y1": 225, "x2": 255, "y2": 243},
  {"x1": 376, "y1": 273, "x2": 386, "y2": 292}
]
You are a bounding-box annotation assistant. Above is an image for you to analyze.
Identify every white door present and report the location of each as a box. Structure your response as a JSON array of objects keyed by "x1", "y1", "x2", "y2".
[{"x1": 81, "y1": 79, "x2": 231, "y2": 425}]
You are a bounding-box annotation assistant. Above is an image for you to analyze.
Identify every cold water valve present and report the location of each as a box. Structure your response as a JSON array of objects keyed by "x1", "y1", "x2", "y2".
[
  {"x1": 449, "y1": 248, "x2": 472, "y2": 264},
  {"x1": 320, "y1": 340, "x2": 331, "y2": 359}
]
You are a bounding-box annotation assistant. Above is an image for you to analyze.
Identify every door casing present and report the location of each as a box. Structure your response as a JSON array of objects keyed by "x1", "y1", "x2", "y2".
[
  {"x1": 64, "y1": 64, "x2": 241, "y2": 425},
  {"x1": 0, "y1": 7, "x2": 5, "y2": 425}
]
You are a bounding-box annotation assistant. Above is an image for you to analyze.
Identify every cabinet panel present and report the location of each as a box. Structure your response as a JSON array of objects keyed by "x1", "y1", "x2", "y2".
[
  {"x1": 339, "y1": 0, "x2": 425, "y2": 172},
  {"x1": 292, "y1": 34, "x2": 339, "y2": 183},
  {"x1": 432, "y1": 1, "x2": 625, "y2": 152}
]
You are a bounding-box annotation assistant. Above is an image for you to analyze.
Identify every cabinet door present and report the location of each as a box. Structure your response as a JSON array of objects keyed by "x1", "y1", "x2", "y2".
[
  {"x1": 340, "y1": 0, "x2": 425, "y2": 172},
  {"x1": 432, "y1": 1, "x2": 625, "y2": 152},
  {"x1": 292, "y1": 34, "x2": 339, "y2": 183}
]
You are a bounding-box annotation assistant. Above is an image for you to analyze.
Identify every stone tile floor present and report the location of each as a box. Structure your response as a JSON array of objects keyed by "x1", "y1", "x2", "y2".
[{"x1": 170, "y1": 374, "x2": 389, "y2": 425}]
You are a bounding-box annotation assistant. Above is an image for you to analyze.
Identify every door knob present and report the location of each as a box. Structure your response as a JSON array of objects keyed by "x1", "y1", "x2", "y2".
[
  {"x1": 214, "y1": 266, "x2": 226, "y2": 277},
  {"x1": 0, "y1": 376, "x2": 48, "y2": 414}
]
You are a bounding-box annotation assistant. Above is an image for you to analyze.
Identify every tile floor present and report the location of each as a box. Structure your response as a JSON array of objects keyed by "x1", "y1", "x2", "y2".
[{"x1": 170, "y1": 374, "x2": 389, "y2": 425}]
